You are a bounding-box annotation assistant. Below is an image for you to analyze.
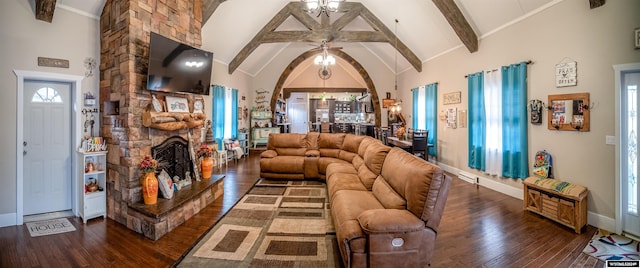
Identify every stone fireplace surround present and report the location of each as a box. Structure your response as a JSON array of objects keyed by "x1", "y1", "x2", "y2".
[{"x1": 98, "y1": 0, "x2": 221, "y2": 240}]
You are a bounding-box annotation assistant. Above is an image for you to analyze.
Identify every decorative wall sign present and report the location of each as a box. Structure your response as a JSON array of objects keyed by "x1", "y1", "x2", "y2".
[
  {"x1": 446, "y1": 107, "x2": 457, "y2": 129},
  {"x1": 555, "y1": 61, "x2": 577, "y2": 87},
  {"x1": 382, "y1": 98, "x2": 395, "y2": 108},
  {"x1": 38, "y1": 57, "x2": 69, "y2": 68},
  {"x1": 443, "y1": 91, "x2": 461, "y2": 105}
]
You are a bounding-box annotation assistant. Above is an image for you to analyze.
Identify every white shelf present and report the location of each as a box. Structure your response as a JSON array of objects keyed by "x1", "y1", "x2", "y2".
[{"x1": 78, "y1": 150, "x2": 107, "y2": 223}]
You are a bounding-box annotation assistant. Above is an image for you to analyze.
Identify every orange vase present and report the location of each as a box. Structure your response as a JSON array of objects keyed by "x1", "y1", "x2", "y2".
[
  {"x1": 141, "y1": 172, "x2": 158, "y2": 205},
  {"x1": 201, "y1": 157, "x2": 214, "y2": 179}
]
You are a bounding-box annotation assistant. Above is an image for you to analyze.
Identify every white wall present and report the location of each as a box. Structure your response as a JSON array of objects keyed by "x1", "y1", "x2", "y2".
[
  {"x1": 398, "y1": 0, "x2": 640, "y2": 220},
  {"x1": 0, "y1": 0, "x2": 100, "y2": 221}
]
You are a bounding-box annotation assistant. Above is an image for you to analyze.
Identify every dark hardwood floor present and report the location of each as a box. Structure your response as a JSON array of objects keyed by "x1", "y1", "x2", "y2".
[{"x1": 0, "y1": 151, "x2": 603, "y2": 267}]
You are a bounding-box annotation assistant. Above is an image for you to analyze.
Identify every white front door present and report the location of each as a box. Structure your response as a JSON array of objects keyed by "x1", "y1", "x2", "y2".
[
  {"x1": 289, "y1": 93, "x2": 309, "y2": 134},
  {"x1": 23, "y1": 80, "x2": 72, "y2": 215},
  {"x1": 619, "y1": 65, "x2": 640, "y2": 237}
]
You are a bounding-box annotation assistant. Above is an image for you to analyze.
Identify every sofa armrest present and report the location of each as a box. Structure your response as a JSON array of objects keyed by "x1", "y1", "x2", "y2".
[
  {"x1": 305, "y1": 150, "x2": 320, "y2": 157},
  {"x1": 358, "y1": 209, "x2": 424, "y2": 234},
  {"x1": 261, "y1": 150, "x2": 278, "y2": 158}
]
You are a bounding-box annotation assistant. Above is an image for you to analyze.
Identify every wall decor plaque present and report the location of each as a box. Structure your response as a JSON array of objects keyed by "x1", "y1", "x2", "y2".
[
  {"x1": 555, "y1": 61, "x2": 577, "y2": 87},
  {"x1": 443, "y1": 91, "x2": 461, "y2": 105},
  {"x1": 38, "y1": 57, "x2": 69, "y2": 68}
]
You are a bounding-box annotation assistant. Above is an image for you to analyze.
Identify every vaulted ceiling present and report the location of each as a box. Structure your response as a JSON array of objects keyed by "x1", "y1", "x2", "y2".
[{"x1": 40, "y1": 0, "x2": 605, "y2": 77}]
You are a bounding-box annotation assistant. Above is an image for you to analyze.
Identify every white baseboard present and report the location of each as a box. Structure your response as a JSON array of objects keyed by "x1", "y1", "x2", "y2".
[
  {"x1": 438, "y1": 163, "x2": 523, "y2": 200},
  {"x1": 0, "y1": 213, "x2": 17, "y2": 227},
  {"x1": 587, "y1": 212, "x2": 616, "y2": 232}
]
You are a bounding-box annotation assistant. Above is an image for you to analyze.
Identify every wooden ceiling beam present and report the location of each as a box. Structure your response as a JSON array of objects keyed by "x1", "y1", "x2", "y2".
[
  {"x1": 35, "y1": 0, "x2": 57, "y2": 23},
  {"x1": 589, "y1": 0, "x2": 605, "y2": 9},
  {"x1": 432, "y1": 0, "x2": 478, "y2": 53},
  {"x1": 228, "y1": 2, "x2": 422, "y2": 74},
  {"x1": 202, "y1": 0, "x2": 226, "y2": 25}
]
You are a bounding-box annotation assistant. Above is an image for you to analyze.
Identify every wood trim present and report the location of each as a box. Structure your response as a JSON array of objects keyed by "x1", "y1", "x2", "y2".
[
  {"x1": 35, "y1": 0, "x2": 56, "y2": 23},
  {"x1": 228, "y1": 2, "x2": 422, "y2": 74},
  {"x1": 432, "y1": 0, "x2": 478, "y2": 53}
]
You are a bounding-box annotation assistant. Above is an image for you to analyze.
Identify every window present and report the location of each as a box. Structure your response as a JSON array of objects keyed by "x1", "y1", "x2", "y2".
[
  {"x1": 412, "y1": 83, "x2": 438, "y2": 157},
  {"x1": 31, "y1": 87, "x2": 62, "y2": 103},
  {"x1": 627, "y1": 84, "x2": 638, "y2": 215},
  {"x1": 468, "y1": 62, "x2": 529, "y2": 179}
]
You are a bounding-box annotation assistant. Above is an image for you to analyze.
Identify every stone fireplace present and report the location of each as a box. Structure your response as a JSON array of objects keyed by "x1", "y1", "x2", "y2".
[{"x1": 99, "y1": 0, "x2": 222, "y2": 240}]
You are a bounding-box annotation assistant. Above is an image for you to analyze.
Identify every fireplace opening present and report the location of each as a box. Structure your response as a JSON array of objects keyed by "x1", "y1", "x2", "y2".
[{"x1": 152, "y1": 136, "x2": 194, "y2": 181}]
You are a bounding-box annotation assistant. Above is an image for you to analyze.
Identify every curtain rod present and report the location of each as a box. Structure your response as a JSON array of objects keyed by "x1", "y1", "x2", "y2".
[
  {"x1": 410, "y1": 82, "x2": 439, "y2": 91},
  {"x1": 464, "y1": 60, "x2": 533, "y2": 78}
]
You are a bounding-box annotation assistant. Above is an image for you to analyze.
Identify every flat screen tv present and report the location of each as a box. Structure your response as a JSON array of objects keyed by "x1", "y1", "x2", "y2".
[{"x1": 147, "y1": 32, "x2": 213, "y2": 95}]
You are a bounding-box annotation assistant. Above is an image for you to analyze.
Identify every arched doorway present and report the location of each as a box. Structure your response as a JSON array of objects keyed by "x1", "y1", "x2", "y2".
[{"x1": 270, "y1": 48, "x2": 382, "y2": 127}]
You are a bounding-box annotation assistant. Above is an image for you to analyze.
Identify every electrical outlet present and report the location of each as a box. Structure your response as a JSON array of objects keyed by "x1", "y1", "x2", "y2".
[{"x1": 606, "y1": 135, "x2": 616, "y2": 145}]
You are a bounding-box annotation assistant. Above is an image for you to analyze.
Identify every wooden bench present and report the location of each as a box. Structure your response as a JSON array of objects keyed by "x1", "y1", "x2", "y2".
[{"x1": 523, "y1": 176, "x2": 588, "y2": 233}]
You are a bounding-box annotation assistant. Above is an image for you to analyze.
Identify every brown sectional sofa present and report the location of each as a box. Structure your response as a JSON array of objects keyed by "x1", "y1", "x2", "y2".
[{"x1": 260, "y1": 133, "x2": 452, "y2": 267}]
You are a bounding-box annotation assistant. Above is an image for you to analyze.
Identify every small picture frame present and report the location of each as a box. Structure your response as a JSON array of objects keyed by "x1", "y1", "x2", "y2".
[
  {"x1": 635, "y1": 28, "x2": 640, "y2": 49},
  {"x1": 165, "y1": 96, "x2": 189, "y2": 113},
  {"x1": 193, "y1": 99, "x2": 204, "y2": 114}
]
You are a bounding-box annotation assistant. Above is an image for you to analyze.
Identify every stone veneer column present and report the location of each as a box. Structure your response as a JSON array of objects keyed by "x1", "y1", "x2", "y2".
[{"x1": 99, "y1": 0, "x2": 203, "y2": 230}]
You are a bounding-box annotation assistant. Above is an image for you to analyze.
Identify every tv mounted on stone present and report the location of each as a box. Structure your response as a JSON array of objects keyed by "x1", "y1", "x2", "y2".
[{"x1": 146, "y1": 32, "x2": 212, "y2": 95}]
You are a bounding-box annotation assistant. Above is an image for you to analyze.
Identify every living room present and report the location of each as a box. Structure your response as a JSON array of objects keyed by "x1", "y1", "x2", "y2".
[{"x1": 0, "y1": 0, "x2": 639, "y2": 266}]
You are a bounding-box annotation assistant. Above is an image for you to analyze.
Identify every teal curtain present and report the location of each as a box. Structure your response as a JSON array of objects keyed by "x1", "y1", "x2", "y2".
[
  {"x1": 501, "y1": 62, "x2": 529, "y2": 179},
  {"x1": 412, "y1": 87, "x2": 419, "y2": 129},
  {"x1": 232, "y1": 88, "x2": 238, "y2": 138},
  {"x1": 468, "y1": 72, "x2": 485, "y2": 170},
  {"x1": 212, "y1": 85, "x2": 225, "y2": 150},
  {"x1": 425, "y1": 83, "x2": 437, "y2": 157}
]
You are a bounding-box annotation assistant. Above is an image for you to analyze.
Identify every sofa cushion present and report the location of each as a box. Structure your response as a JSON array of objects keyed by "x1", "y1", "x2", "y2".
[
  {"x1": 326, "y1": 162, "x2": 357, "y2": 180},
  {"x1": 357, "y1": 164, "x2": 377, "y2": 190},
  {"x1": 267, "y1": 133, "x2": 307, "y2": 156},
  {"x1": 306, "y1": 132, "x2": 320, "y2": 150},
  {"x1": 342, "y1": 134, "x2": 366, "y2": 153},
  {"x1": 372, "y1": 176, "x2": 407, "y2": 209},
  {"x1": 260, "y1": 156, "x2": 305, "y2": 174},
  {"x1": 338, "y1": 150, "x2": 357, "y2": 163},
  {"x1": 327, "y1": 173, "x2": 367, "y2": 201},
  {"x1": 351, "y1": 155, "x2": 364, "y2": 170},
  {"x1": 380, "y1": 147, "x2": 444, "y2": 220},
  {"x1": 318, "y1": 157, "x2": 350, "y2": 175},
  {"x1": 318, "y1": 133, "x2": 346, "y2": 158},
  {"x1": 363, "y1": 141, "x2": 390, "y2": 175},
  {"x1": 357, "y1": 137, "x2": 379, "y2": 157}
]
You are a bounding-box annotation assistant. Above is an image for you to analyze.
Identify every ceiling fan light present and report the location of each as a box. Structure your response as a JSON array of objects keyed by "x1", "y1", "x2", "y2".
[
  {"x1": 314, "y1": 55, "x2": 323, "y2": 65},
  {"x1": 304, "y1": 0, "x2": 319, "y2": 11},
  {"x1": 327, "y1": 1, "x2": 340, "y2": 11},
  {"x1": 326, "y1": 55, "x2": 336, "y2": 65}
]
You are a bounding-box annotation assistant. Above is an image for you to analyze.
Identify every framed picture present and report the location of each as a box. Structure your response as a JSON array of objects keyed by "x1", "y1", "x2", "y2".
[
  {"x1": 193, "y1": 99, "x2": 204, "y2": 114},
  {"x1": 165, "y1": 96, "x2": 189, "y2": 113},
  {"x1": 443, "y1": 91, "x2": 461, "y2": 105}
]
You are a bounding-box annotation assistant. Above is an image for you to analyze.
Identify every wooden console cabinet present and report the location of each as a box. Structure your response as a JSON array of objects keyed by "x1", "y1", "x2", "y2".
[{"x1": 523, "y1": 177, "x2": 588, "y2": 233}]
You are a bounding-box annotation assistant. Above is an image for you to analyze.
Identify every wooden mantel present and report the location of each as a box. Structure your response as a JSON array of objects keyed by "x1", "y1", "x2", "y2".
[{"x1": 142, "y1": 110, "x2": 206, "y2": 131}]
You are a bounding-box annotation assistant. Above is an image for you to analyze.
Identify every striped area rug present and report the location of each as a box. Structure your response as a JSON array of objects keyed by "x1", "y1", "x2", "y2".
[{"x1": 177, "y1": 179, "x2": 340, "y2": 267}]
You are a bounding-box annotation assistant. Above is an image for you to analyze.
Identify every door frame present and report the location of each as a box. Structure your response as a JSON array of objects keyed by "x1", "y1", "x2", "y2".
[
  {"x1": 614, "y1": 63, "x2": 640, "y2": 234},
  {"x1": 13, "y1": 70, "x2": 84, "y2": 225}
]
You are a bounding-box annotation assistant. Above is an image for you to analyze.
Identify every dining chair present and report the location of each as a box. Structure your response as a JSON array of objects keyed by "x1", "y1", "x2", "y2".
[
  {"x1": 412, "y1": 132, "x2": 428, "y2": 160},
  {"x1": 321, "y1": 122, "x2": 331, "y2": 133}
]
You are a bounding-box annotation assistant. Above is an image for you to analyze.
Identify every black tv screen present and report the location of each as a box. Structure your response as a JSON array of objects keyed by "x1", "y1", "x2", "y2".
[{"x1": 147, "y1": 32, "x2": 212, "y2": 95}]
